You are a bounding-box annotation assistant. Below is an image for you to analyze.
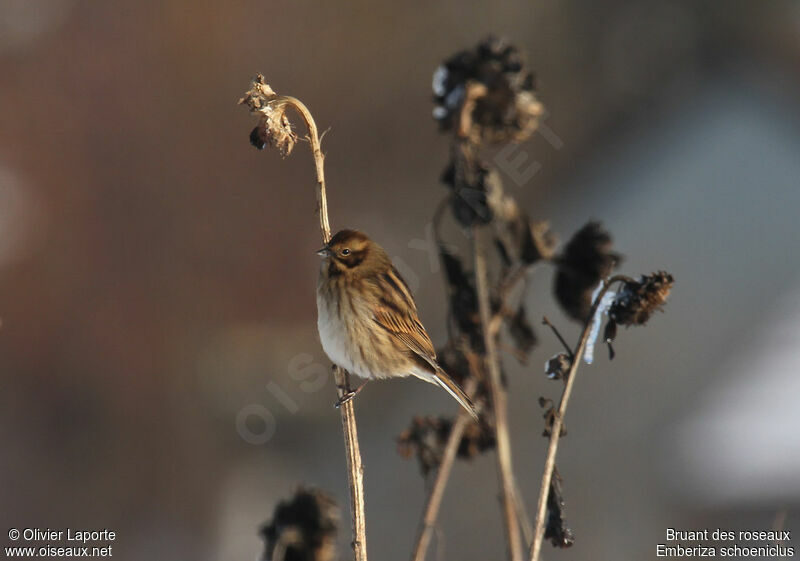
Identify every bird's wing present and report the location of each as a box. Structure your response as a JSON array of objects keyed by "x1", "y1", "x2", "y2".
[
  {"x1": 374, "y1": 307, "x2": 437, "y2": 363},
  {"x1": 371, "y1": 267, "x2": 438, "y2": 368},
  {"x1": 371, "y1": 268, "x2": 479, "y2": 420}
]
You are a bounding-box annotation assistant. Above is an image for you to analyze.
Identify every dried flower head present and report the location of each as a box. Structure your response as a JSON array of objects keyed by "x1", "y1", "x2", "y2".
[
  {"x1": 545, "y1": 353, "x2": 571, "y2": 380},
  {"x1": 544, "y1": 471, "x2": 575, "y2": 549},
  {"x1": 554, "y1": 222, "x2": 620, "y2": 322},
  {"x1": 609, "y1": 271, "x2": 674, "y2": 326},
  {"x1": 259, "y1": 487, "x2": 339, "y2": 561},
  {"x1": 397, "y1": 415, "x2": 495, "y2": 476},
  {"x1": 239, "y1": 74, "x2": 297, "y2": 156},
  {"x1": 432, "y1": 36, "x2": 543, "y2": 143}
]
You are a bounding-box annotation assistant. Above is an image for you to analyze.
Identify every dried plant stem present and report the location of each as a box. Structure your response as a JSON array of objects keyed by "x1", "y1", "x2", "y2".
[
  {"x1": 271, "y1": 96, "x2": 330, "y2": 241},
  {"x1": 528, "y1": 276, "x2": 626, "y2": 561},
  {"x1": 541, "y1": 316, "x2": 573, "y2": 359},
  {"x1": 273, "y1": 93, "x2": 367, "y2": 561},
  {"x1": 411, "y1": 375, "x2": 479, "y2": 561},
  {"x1": 474, "y1": 226, "x2": 524, "y2": 561},
  {"x1": 511, "y1": 475, "x2": 534, "y2": 546},
  {"x1": 334, "y1": 367, "x2": 367, "y2": 561}
]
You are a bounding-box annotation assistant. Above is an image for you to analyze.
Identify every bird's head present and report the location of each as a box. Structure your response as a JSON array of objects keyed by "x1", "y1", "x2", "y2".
[{"x1": 317, "y1": 229, "x2": 389, "y2": 273}]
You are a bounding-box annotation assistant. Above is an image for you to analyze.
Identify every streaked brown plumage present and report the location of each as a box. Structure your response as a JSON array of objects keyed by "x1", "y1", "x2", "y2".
[{"x1": 316, "y1": 229, "x2": 478, "y2": 419}]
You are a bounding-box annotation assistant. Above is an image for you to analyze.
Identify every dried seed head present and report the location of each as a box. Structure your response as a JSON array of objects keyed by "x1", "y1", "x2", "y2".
[
  {"x1": 554, "y1": 222, "x2": 621, "y2": 322},
  {"x1": 239, "y1": 74, "x2": 297, "y2": 156},
  {"x1": 251, "y1": 109, "x2": 296, "y2": 156},
  {"x1": 397, "y1": 415, "x2": 495, "y2": 476},
  {"x1": 432, "y1": 36, "x2": 543, "y2": 143},
  {"x1": 545, "y1": 353, "x2": 571, "y2": 380},
  {"x1": 259, "y1": 487, "x2": 339, "y2": 561},
  {"x1": 609, "y1": 271, "x2": 675, "y2": 326}
]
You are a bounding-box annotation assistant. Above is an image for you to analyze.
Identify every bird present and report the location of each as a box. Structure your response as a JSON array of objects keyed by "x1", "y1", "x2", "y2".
[{"x1": 316, "y1": 229, "x2": 479, "y2": 420}]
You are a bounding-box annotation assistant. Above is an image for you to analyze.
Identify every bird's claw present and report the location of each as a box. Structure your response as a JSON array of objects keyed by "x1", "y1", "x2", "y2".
[
  {"x1": 334, "y1": 391, "x2": 357, "y2": 408},
  {"x1": 334, "y1": 382, "x2": 367, "y2": 408}
]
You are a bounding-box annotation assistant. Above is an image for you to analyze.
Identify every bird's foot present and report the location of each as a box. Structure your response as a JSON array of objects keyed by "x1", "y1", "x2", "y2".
[{"x1": 334, "y1": 381, "x2": 367, "y2": 408}]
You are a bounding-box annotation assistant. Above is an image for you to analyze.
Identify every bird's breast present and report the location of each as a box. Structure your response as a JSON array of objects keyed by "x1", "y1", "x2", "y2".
[
  {"x1": 316, "y1": 272, "x2": 411, "y2": 380},
  {"x1": 316, "y1": 282, "x2": 354, "y2": 373}
]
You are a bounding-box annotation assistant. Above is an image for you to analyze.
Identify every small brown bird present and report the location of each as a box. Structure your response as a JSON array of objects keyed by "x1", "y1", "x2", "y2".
[{"x1": 316, "y1": 229, "x2": 478, "y2": 420}]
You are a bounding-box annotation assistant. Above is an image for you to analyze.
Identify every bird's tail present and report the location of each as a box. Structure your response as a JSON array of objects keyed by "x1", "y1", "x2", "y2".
[{"x1": 432, "y1": 367, "x2": 480, "y2": 421}]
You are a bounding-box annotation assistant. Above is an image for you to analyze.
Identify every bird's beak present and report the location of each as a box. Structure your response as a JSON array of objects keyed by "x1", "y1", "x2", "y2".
[{"x1": 316, "y1": 246, "x2": 331, "y2": 258}]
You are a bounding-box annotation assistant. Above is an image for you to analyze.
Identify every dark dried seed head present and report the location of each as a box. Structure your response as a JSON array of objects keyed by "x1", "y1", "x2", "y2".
[
  {"x1": 554, "y1": 222, "x2": 620, "y2": 322},
  {"x1": 260, "y1": 487, "x2": 339, "y2": 561},
  {"x1": 432, "y1": 36, "x2": 543, "y2": 143},
  {"x1": 609, "y1": 271, "x2": 674, "y2": 326},
  {"x1": 397, "y1": 415, "x2": 495, "y2": 476}
]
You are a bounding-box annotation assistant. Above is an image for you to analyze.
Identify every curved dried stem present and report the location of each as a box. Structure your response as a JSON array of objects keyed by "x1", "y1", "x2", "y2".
[
  {"x1": 240, "y1": 76, "x2": 367, "y2": 561},
  {"x1": 528, "y1": 275, "x2": 628, "y2": 561},
  {"x1": 269, "y1": 95, "x2": 331, "y2": 243}
]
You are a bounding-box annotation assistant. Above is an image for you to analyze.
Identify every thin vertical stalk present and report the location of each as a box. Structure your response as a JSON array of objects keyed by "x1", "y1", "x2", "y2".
[
  {"x1": 528, "y1": 276, "x2": 626, "y2": 561},
  {"x1": 474, "y1": 226, "x2": 524, "y2": 561}
]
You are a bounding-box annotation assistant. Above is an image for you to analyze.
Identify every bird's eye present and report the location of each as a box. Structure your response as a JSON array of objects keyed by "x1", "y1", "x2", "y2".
[{"x1": 341, "y1": 248, "x2": 351, "y2": 256}]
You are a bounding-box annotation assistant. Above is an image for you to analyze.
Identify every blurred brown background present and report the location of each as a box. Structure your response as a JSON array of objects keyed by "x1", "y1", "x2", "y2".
[{"x1": 1, "y1": 1, "x2": 799, "y2": 559}]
